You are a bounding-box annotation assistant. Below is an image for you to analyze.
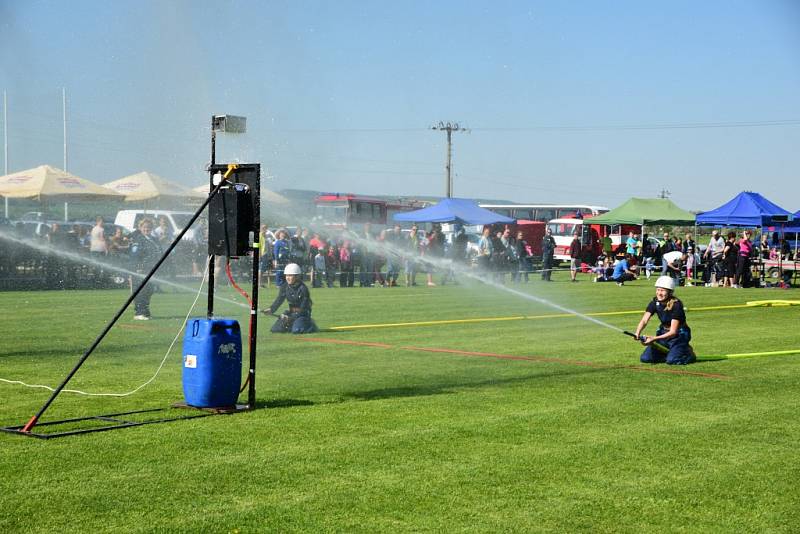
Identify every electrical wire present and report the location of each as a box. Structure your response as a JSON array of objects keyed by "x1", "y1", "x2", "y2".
[
  {"x1": 0, "y1": 257, "x2": 211, "y2": 397},
  {"x1": 470, "y1": 119, "x2": 800, "y2": 132}
]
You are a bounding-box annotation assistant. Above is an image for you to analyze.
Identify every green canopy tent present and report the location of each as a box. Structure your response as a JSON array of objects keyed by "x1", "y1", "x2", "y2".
[{"x1": 588, "y1": 198, "x2": 695, "y2": 226}]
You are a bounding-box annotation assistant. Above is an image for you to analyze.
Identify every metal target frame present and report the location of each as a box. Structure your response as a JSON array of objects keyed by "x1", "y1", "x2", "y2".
[{"x1": 2, "y1": 117, "x2": 261, "y2": 439}]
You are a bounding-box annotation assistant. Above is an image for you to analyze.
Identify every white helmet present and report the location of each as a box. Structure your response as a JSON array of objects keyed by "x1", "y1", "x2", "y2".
[
  {"x1": 655, "y1": 276, "x2": 676, "y2": 291},
  {"x1": 284, "y1": 263, "x2": 302, "y2": 276}
]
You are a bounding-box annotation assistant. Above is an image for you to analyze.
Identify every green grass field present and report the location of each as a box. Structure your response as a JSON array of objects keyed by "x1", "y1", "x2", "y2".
[{"x1": 1, "y1": 272, "x2": 799, "y2": 532}]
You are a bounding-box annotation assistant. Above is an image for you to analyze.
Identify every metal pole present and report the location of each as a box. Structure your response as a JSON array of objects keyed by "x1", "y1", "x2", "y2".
[
  {"x1": 20, "y1": 181, "x2": 224, "y2": 433},
  {"x1": 248, "y1": 184, "x2": 260, "y2": 409},
  {"x1": 3, "y1": 90, "x2": 8, "y2": 218},
  {"x1": 207, "y1": 255, "x2": 215, "y2": 318},
  {"x1": 211, "y1": 128, "x2": 216, "y2": 167},
  {"x1": 62, "y1": 88, "x2": 67, "y2": 172},
  {"x1": 431, "y1": 122, "x2": 463, "y2": 198},
  {"x1": 779, "y1": 223, "x2": 784, "y2": 282},
  {"x1": 446, "y1": 128, "x2": 452, "y2": 198},
  {"x1": 207, "y1": 125, "x2": 216, "y2": 318},
  {"x1": 247, "y1": 246, "x2": 259, "y2": 408}
]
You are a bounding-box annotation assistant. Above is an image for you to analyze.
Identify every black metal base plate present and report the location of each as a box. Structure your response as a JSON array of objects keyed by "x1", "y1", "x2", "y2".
[
  {"x1": 172, "y1": 402, "x2": 252, "y2": 414},
  {"x1": 0, "y1": 405, "x2": 245, "y2": 440}
]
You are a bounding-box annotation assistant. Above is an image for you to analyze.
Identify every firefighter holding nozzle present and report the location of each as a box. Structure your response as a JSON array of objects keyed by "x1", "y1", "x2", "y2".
[
  {"x1": 632, "y1": 276, "x2": 696, "y2": 365},
  {"x1": 261, "y1": 263, "x2": 318, "y2": 334}
]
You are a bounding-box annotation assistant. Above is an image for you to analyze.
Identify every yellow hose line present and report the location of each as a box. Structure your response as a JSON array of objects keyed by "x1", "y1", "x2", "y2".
[
  {"x1": 724, "y1": 348, "x2": 800, "y2": 359},
  {"x1": 329, "y1": 300, "x2": 798, "y2": 331},
  {"x1": 688, "y1": 304, "x2": 755, "y2": 312},
  {"x1": 745, "y1": 300, "x2": 800, "y2": 307},
  {"x1": 698, "y1": 348, "x2": 800, "y2": 361}
]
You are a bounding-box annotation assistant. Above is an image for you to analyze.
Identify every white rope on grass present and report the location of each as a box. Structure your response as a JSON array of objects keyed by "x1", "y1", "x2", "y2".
[{"x1": 0, "y1": 257, "x2": 211, "y2": 397}]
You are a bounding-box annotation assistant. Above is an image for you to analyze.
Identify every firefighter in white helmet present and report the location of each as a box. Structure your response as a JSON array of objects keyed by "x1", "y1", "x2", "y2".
[
  {"x1": 632, "y1": 275, "x2": 696, "y2": 365},
  {"x1": 262, "y1": 263, "x2": 318, "y2": 333}
]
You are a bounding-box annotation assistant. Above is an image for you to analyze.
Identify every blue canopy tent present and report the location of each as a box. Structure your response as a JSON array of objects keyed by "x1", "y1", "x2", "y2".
[
  {"x1": 695, "y1": 191, "x2": 793, "y2": 227},
  {"x1": 393, "y1": 198, "x2": 515, "y2": 225},
  {"x1": 767, "y1": 210, "x2": 800, "y2": 235},
  {"x1": 784, "y1": 210, "x2": 800, "y2": 233},
  {"x1": 697, "y1": 192, "x2": 795, "y2": 287},
  {"x1": 781, "y1": 210, "x2": 800, "y2": 259}
]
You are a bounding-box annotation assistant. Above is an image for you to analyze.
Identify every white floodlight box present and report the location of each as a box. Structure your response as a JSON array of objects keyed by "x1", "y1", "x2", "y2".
[{"x1": 212, "y1": 115, "x2": 247, "y2": 133}]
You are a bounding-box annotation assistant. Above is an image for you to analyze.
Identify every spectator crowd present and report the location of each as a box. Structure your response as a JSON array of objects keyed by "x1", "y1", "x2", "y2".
[
  {"x1": 1, "y1": 215, "x2": 797, "y2": 291},
  {"x1": 258, "y1": 222, "x2": 545, "y2": 289},
  {"x1": 589, "y1": 229, "x2": 797, "y2": 288},
  {"x1": 0, "y1": 215, "x2": 205, "y2": 290}
]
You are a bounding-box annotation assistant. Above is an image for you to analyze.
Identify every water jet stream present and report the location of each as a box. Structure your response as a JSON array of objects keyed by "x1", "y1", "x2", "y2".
[
  {"x1": 0, "y1": 230, "x2": 249, "y2": 309},
  {"x1": 261, "y1": 202, "x2": 627, "y2": 334}
]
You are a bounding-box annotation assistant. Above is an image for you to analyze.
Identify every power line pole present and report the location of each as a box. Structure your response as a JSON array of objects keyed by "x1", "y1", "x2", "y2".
[
  {"x1": 431, "y1": 121, "x2": 466, "y2": 198},
  {"x1": 658, "y1": 188, "x2": 671, "y2": 199}
]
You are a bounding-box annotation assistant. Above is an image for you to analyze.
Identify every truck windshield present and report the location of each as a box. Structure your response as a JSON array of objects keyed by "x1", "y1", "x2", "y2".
[{"x1": 547, "y1": 222, "x2": 578, "y2": 237}]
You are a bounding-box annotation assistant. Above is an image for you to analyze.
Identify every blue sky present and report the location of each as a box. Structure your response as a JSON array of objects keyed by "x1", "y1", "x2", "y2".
[{"x1": 1, "y1": 0, "x2": 799, "y2": 210}]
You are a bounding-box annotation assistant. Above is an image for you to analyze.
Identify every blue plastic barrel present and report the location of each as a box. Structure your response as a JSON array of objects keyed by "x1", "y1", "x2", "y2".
[{"x1": 182, "y1": 318, "x2": 242, "y2": 408}]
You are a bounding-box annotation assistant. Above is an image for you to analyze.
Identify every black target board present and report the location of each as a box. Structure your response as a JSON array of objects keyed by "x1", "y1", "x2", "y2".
[{"x1": 207, "y1": 164, "x2": 261, "y2": 257}]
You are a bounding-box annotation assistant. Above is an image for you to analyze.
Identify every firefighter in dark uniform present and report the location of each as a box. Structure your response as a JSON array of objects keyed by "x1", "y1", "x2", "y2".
[
  {"x1": 261, "y1": 263, "x2": 318, "y2": 333},
  {"x1": 632, "y1": 276, "x2": 696, "y2": 365},
  {"x1": 130, "y1": 218, "x2": 162, "y2": 320}
]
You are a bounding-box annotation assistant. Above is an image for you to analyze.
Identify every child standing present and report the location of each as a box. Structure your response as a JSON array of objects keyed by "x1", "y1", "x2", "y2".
[
  {"x1": 683, "y1": 233, "x2": 696, "y2": 286},
  {"x1": 312, "y1": 248, "x2": 326, "y2": 288}
]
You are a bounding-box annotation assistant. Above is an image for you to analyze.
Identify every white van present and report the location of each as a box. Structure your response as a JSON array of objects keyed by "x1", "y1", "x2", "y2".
[{"x1": 114, "y1": 210, "x2": 201, "y2": 242}]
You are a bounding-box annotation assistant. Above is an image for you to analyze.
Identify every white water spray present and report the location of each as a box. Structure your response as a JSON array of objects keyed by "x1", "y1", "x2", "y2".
[
  {"x1": 0, "y1": 229, "x2": 249, "y2": 310},
  {"x1": 262, "y1": 203, "x2": 626, "y2": 334},
  {"x1": 1, "y1": 200, "x2": 627, "y2": 334}
]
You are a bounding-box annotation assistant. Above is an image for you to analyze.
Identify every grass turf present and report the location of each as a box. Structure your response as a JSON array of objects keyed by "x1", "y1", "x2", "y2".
[{"x1": 1, "y1": 272, "x2": 799, "y2": 532}]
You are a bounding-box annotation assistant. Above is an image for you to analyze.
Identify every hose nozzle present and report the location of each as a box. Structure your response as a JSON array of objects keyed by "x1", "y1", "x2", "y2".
[{"x1": 624, "y1": 331, "x2": 669, "y2": 353}]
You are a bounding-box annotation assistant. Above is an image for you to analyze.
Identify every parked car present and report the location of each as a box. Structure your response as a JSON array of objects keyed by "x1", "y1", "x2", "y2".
[
  {"x1": 16, "y1": 221, "x2": 52, "y2": 238},
  {"x1": 114, "y1": 210, "x2": 201, "y2": 242},
  {"x1": 20, "y1": 211, "x2": 46, "y2": 221}
]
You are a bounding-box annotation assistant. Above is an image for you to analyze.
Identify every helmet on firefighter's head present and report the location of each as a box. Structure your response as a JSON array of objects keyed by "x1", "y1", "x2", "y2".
[
  {"x1": 654, "y1": 276, "x2": 676, "y2": 291},
  {"x1": 284, "y1": 263, "x2": 302, "y2": 276}
]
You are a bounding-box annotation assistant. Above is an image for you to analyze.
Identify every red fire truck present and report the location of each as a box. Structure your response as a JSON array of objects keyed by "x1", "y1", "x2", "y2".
[{"x1": 313, "y1": 193, "x2": 427, "y2": 231}]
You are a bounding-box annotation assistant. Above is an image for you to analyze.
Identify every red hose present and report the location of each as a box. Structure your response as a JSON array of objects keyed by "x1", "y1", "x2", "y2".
[
  {"x1": 225, "y1": 259, "x2": 255, "y2": 400},
  {"x1": 225, "y1": 260, "x2": 253, "y2": 307}
]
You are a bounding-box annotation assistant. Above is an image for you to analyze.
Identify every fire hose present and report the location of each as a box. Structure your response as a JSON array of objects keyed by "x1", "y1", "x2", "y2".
[{"x1": 623, "y1": 330, "x2": 669, "y2": 353}]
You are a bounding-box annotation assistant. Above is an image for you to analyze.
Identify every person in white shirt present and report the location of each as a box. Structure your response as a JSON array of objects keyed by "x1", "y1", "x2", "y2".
[
  {"x1": 89, "y1": 216, "x2": 108, "y2": 254},
  {"x1": 703, "y1": 230, "x2": 725, "y2": 286},
  {"x1": 312, "y1": 250, "x2": 326, "y2": 288}
]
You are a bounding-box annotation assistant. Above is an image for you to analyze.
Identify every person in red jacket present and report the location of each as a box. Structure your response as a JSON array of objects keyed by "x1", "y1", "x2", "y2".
[{"x1": 569, "y1": 232, "x2": 581, "y2": 282}]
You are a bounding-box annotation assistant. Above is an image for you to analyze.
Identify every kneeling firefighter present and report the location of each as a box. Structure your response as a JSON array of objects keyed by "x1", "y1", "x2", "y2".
[
  {"x1": 262, "y1": 263, "x2": 318, "y2": 334},
  {"x1": 632, "y1": 276, "x2": 696, "y2": 365}
]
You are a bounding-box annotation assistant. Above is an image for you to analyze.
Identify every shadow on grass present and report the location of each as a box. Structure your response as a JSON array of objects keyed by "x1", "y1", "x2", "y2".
[
  {"x1": 254, "y1": 398, "x2": 316, "y2": 409},
  {"x1": 343, "y1": 365, "x2": 615, "y2": 402},
  {"x1": 0, "y1": 346, "x2": 133, "y2": 359},
  {"x1": 251, "y1": 367, "x2": 613, "y2": 410},
  {"x1": 0, "y1": 347, "x2": 69, "y2": 358},
  {"x1": 0, "y1": 339, "x2": 179, "y2": 359},
  {"x1": 311, "y1": 328, "x2": 347, "y2": 334}
]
